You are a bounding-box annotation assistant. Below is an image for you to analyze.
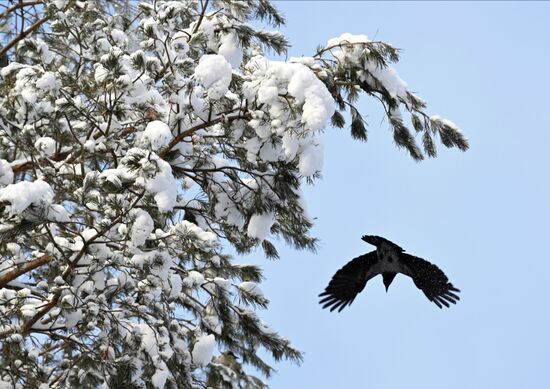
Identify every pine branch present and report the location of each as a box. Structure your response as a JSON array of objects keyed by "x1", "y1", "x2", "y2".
[
  {"x1": 0, "y1": 254, "x2": 51, "y2": 289},
  {"x1": 19, "y1": 192, "x2": 145, "y2": 335}
]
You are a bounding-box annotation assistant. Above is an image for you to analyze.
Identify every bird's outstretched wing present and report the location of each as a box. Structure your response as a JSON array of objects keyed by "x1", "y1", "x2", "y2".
[
  {"x1": 319, "y1": 251, "x2": 378, "y2": 312},
  {"x1": 400, "y1": 253, "x2": 460, "y2": 309}
]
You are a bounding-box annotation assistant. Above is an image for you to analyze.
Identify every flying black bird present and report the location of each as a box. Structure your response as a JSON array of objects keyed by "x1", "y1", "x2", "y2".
[{"x1": 319, "y1": 235, "x2": 460, "y2": 312}]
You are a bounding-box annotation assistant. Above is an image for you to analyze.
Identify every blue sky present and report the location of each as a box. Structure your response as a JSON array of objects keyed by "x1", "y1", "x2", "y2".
[{"x1": 244, "y1": 2, "x2": 550, "y2": 388}]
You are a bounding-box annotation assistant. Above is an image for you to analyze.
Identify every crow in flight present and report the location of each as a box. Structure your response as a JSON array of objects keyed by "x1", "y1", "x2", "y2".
[{"x1": 319, "y1": 235, "x2": 460, "y2": 312}]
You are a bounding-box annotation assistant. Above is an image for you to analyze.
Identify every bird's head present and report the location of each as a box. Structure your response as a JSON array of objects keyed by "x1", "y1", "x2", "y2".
[{"x1": 382, "y1": 272, "x2": 397, "y2": 292}]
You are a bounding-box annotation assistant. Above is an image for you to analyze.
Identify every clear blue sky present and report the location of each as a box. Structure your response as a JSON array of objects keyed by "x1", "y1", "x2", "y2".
[{"x1": 243, "y1": 2, "x2": 550, "y2": 388}]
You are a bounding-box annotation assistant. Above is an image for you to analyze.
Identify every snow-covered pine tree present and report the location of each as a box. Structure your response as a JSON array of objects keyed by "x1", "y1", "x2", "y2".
[{"x1": 0, "y1": 1, "x2": 468, "y2": 387}]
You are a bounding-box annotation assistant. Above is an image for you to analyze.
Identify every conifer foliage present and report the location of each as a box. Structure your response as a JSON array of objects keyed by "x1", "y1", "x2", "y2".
[{"x1": 0, "y1": 1, "x2": 467, "y2": 387}]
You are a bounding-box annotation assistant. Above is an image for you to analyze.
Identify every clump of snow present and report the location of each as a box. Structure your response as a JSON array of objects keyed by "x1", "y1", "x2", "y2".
[
  {"x1": 298, "y1": 139, "x2": 323, "y2": 177},
  {"x1": 53, "y1": 0, "x2": 69, "y2": 10},
  {"x1": 213, "y1": 192, "x2": 245, "y2": 229},
  {"x1": 192, "y1": 334, "x2": 215, "y2": 367},
  {"x1": 121, "y1": 149, "x2": 178, "y2": 212},
  {"x1": 326, "y1": 33, "x2": 408, "y2": 101},
  {"x1": 0, "y1": 180, "x2": 54, "y2": 216},
  {"x1": 20, "y1": 303, "x2": 38, "y2": 318},
  {"x1": 35, "y1": 72, "x2": 59, "y2": 92},
  {"x1": 34, "y1": 137, "x2": 57, "y2": 156},
  {"x1": 169, "y1": 273, "x2": 182, "y2": 299},
  {"x1": 365, "y1": 61, "x2": 408, "y2": 100},
  {"x1": 327, "y1": 32, "x2": 370, "y2": 48},
  {"x1": 171, "y1": 32, "x2": 190, "y2": 58},
  {"x1": 0, "y1": 160, "x2": 13, "y2": 186},
  {"x1": 94, "y1": 64, "x2": 109, "y2": 82},
  {"x1": 218, "y1": 32, "x2": 242, "y2": 68},
  {"x1": 47, "y1": 204, "x2": 70, "y2": 222},
  {"x1": 213, "y1": 277, "x2": 230, "y2": 291},
  {"x1": 36, "y1": 40, "x2": 53, "y2": 65},
  {"x1": 257, "y1": 84, "x2": 278, "y2": 105},
  {"x1": 172, "y1": 220, "x2": 217, "y2": 247},
  {"x1": 247, "y1": 212, "x2": 275, "y2": 241},
  {"x1": 281, "y1": 133, "x2": 299, "y2": 160},
  {"x1": 239, "y1": 282, "x2": 265, "y2": 299},
  {"x1": 146, "y1": 157, "x2": 177, "y2": 212},
  {"x1": 135, "y1": 323, "x2": 173, "y2": 384},
  {"x1": 64, "y1": 309, "x2": 83, "y2": 329},
  {"x1": 110, "y1": 29, "x2": 128, "y2": 47},
  {"x1": 183, "y1": 270, "x2": 205, "y2": 288},
  {"x1": 0, "y1": 62, "x2": 23, "y2": 78},
  {"x1": 245, "y1": 57, "x2": 335, "y2": 131},
  {"x1": 287, "y1": 66, "x2": 335, "y2": 131},
  {"x1": 194, "y1": 54, "x2": 232, "y2": 99},
  {"x1": 141, "y1": 120, "x2": 172, "y2": 151},
  {"x1": 151, "y1": 366, "x2": 170, "y2": 389},
  {"x1": 130, "y1": 209, "x2": 154, "y2": 249},
  {"x1": 134, "y1": 324, "x2": 159, "y2": 357}
]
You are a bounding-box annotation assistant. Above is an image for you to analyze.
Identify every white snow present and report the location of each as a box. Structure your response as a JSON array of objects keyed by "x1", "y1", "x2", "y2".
[
  {"x1": 281, "y1": 133, "x2": 299, "y2": 160},
  {"x1": 326, "y1": 33, "x2": 408, "y2": 101},
  {"x1": 47, "y1": 204, "x2": 70, "y2": 222},
  {"x1": 172, "y1": 220, "x2": 217, "y2": 247},
  {"x1": 34, "y1": 137, "x2": 56, "y2": 156},
  {"x1": 238, "y1": 282, "x2": 265, "y2": 299},
  {"x1": 183, "y1": 270, "x2": 205, "y2": 287},
  {"x1": 20, "y1": 303, "x2": 37, "y2": 318},
  {"x1": 213, "y1": 277, "x2": 230, "y2": 291},
  {"x1": 194, "y1": 54, "x2": 232, "y2": 99},
  {"x1": 218, "y1": 32, "x2": 243, "y2": 68},
  {"x1": 298, "y1": 139, "x2": 324, "y2": 177},
  {"x1": 130, "y1": 209, "x2": 154, "y2": 249},
  {"x1": 169, "y1": 273, "x2": 182, "y2": 299},
  {"x1": 64, "y1": 309, "x2": 83, "y2": 329},
  {"x1": 0, "y1": 160, "x2": 13, "y2": 186},
  {"x1": 192, "y1": 334, "x2": 215, "y2": 367},
  {"x1": 110, "y1": 29, "x2": 128, "y2": 47},
  {"x1": 365, "y1": 61, "x2": 408, "y2": 100},
  {"x1": 36, "y1": 40, "x2": 53, "y2": 65},
  {"x1": 94, "y1": 64, "x2": 109, "y2": 82},
  {"x1": 141, "y1": 120, "x2": 172, "y2": 151},
  {"x1": 145, "y1": 157, "x2": 177, "y2": 212},
  {"x1": 0, "y1": 62, "x2": 23, "y2": 78},
  {"x1": 327, "y1": 32, "x2": 370, "y2": 48},
  {"x1": 151, "y1": 366, "x2": 170, "y2": 389},
  {"x1": 0, "y1": 180, "x2": 54, "y2": 216},
  {"x1": 21, "y1": 87, "x2": 37, "y2": 104},
  {"x1": 247, "y1": 212, "x2": 275, "y2": 241},
  {"x1": 257, "y1": 84, "x2": 279, "y2": 105},
  {"x1": 121, "y1": 149, "x2": 178, "y2": 213},
  {"x1": 53, "y1": 0, "x2": 68, "y2": 10},
  {"x1": 287, "y1": 66, "x2": 335, "y2": 131},
  {"x1": 213, "y1": 193, "x2": 245, "y2": 230},
  {"x1": 171, "y1": 32, "x2": 190, "y2": 58},
  {"x1": 245, "y1": 57, "x2": 335, "y2": 131},
  {"x1": 35, "y1": 72, "x2": 59, "y2": 92},
  {"x1": 259, "y1": 140, "x2": 281, "y2": 162}
]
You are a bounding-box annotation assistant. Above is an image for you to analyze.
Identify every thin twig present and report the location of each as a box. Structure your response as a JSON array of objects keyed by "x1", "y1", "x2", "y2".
[
  {"x1": 0, "y1": 15, "x2": 50, "y2": 58},
  {"x1": 192, "y1": 0, "x2": 210, "y2": 34},
  {"x1": 0, "y1": 0, "x2": 42, "y2": 20}
]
